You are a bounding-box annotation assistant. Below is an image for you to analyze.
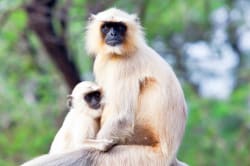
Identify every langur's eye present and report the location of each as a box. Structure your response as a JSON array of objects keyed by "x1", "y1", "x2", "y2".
[
  {"x1": 118, "y1": 24, "x2": 126, "y2": 33},
  {"x1": 84, "y1": 94, "x2": 91, "y2": 102},
  {"x1": 101, "y1": 24, "x2": 110, "y2": 34},
  {"x1": 84, "y1": 91, "x2": 101, "y2": 103},
  {"x1": 93, "y1": 91, "x2": 101, "y2": 101}
]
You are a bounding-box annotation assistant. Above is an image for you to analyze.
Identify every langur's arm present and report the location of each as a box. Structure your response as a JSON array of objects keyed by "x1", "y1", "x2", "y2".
[{"x1": 96, "y1": 81, "x2": 139, "y2": 145}]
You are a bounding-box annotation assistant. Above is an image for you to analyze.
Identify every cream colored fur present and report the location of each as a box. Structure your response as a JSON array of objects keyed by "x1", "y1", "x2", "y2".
[
  {"x1": 90, "y1": 8, "x2": 188, "y2": 165},
  {"x1": 49, "y1": 81, "x2": 102, "y2": 154},
  {"x1": 22, "y1": 8, "x2": 188, "y2": 166}
]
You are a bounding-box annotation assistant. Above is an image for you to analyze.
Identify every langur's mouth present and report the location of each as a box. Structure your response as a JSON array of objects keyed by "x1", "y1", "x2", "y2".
[
  {"x1": 106, "y1": 39, "x2": 122, "y2": 46},
  {"x1": 89, "y1": 103, "x2": 101, "y2": 110}
]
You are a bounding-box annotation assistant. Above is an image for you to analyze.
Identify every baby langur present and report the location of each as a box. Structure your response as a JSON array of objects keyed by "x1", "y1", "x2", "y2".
[{"x1": 49, "y1": 81, "x2": 115, "y2": 154}]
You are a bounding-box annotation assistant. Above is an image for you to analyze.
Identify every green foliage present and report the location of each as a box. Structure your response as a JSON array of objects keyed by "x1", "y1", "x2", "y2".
[
  {"x1": 0, "y1": 1, "x2": 68, "y2": 165},
  {"x1": 143, "y1": 0, "x2": 231, "y2": 40},
  {"x1": 179, "y1": 84, "x2": 250, "y2": 166}
]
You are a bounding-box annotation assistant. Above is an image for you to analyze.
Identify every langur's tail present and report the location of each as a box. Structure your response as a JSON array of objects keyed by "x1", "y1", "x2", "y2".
[{"x1": 22, "y1": 145, "x2": 178, "y2": 166}]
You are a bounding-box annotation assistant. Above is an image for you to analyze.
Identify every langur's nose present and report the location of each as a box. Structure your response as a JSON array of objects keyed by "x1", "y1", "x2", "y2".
[{"x1": 110, "y1": 28, "x2": 117, "y2": 36}]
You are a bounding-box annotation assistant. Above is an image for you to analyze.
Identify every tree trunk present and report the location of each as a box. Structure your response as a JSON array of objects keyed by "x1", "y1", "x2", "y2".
[{"x1": 25, "y1": 0, "x2": 81, "y2": 91}]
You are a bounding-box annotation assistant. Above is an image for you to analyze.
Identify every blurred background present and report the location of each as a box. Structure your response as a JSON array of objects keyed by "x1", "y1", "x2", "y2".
[{"x1": 0, "y1": 0, "x2": 249, "y2": 165}]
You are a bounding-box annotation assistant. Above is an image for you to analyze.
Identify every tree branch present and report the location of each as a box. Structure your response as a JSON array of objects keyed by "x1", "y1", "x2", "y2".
[{"x1": 25, "y1": 0, "x2": 81, "y2": 91}]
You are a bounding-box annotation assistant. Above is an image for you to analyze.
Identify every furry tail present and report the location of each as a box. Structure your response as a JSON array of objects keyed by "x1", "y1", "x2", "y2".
[{"x1": 22, "y1": 145, "x2": 188, "y2": 166}]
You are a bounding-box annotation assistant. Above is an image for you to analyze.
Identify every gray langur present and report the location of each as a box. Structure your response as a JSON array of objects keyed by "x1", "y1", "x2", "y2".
[{"x1": 22, "y1": 8, "x2": 188, "y2": 166}]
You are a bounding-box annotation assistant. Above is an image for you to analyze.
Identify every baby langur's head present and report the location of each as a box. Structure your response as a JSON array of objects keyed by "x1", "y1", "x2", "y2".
[
  {"x1": 86, "y1": 8, "x2": 145, "y2": 56},
  {"x1": 67, "y1": 81, "x2": 103, "y2": 119}
]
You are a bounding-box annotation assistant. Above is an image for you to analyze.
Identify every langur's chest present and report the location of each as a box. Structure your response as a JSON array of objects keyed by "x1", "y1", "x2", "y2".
[
  {"x1": 94, "y1": 61, "x2": 139, "y2": 85},
  {"x1": 94, "y1": 55, "x2": 139, "y2": 75}
]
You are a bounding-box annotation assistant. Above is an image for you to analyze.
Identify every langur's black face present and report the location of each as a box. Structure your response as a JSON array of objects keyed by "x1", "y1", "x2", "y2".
[
  {"x1": 84, "y1": 91, "x2": 102, "y2": 109},
  {"x1": 101, "y1": 22, "x2": 127, "y2": 46}
]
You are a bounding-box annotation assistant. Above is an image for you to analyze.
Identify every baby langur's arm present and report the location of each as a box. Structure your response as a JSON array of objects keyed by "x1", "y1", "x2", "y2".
[{"x1": 80, "y1": 139, "x2": 117, "y2": 152}]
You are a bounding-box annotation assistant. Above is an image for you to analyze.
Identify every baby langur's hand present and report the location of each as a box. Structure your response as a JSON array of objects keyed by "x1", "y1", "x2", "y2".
[
  {"x1": 82, "y1": 139, "x2": 117, "y2": 152},
  {"x1": 95, "y1": 139, "x2": 117, "y2": 151}
]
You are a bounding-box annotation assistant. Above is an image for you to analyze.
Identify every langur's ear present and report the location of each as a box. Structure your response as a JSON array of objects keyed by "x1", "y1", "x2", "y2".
[
  {"x1": 131, "y1": 14, "x2": 140, "y2": 23},
  {"x1": 88, "y1": 14, "x2": 96, "y2": 22},
  {"x1": 67, "y1": 95, "x2": 73, "y2": 109}
]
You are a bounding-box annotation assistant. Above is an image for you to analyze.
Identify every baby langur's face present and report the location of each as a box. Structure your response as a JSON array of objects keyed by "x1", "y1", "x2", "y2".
[
  {"x1": 68, "y1": 81, "x2": 103, "y2": 119},
  {"x1": 84, "y1": 90, "x2": 102, "y2": 110}
]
